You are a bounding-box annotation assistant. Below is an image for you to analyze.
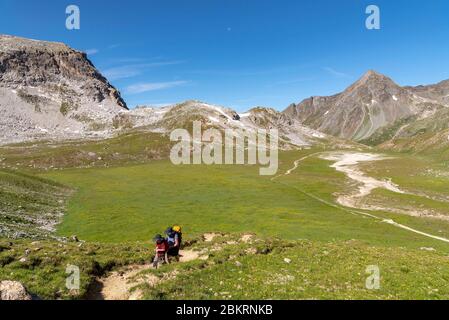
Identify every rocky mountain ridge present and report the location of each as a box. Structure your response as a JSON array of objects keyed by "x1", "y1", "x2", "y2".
[
  {"x1": 2, "y1": 35, "x2": 449, "y2": 153},
  {"x1": 284, "y1": 70, "x2": 449, "y2": 142},
  {"x1": 115, "y1": 100, "x2": 331, "y2": 148}
]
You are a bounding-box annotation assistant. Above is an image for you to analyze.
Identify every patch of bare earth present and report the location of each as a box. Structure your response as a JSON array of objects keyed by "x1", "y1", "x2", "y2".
[
  {"x1": 90, "y1": 249, "x2": 204, "y2": 300},
  {"x1": 203, "y1": 233, "x2": 221, "y2": 242},
  {"x1": 89, "y1": 264, "x2": 157, "y2": 300}
]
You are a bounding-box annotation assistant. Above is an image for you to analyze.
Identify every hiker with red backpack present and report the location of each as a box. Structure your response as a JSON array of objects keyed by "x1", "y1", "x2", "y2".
[{"x1": 153, "y1": 234, "x2": 169, "y2": 269}]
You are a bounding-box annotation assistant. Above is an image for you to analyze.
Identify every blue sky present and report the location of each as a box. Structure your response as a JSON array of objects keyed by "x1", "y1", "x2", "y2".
[{"x1": 1, "y1": 0, "x2": 449, "y2": 111}]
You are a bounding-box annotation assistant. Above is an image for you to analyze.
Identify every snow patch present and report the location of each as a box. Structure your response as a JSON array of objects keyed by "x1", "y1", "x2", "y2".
[
  {"x1": 208, "y1": 116, "x2": 220, "y2": 123},
  {"x1": 207, "y1": 104, "x2": 246, "y2": 128},
  {"x1": 208, "y1": 105, "x2": 233, "y2": 121}
]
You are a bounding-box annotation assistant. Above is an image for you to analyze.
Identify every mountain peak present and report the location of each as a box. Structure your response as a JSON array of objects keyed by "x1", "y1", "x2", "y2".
[
  {"x1": 358, "y1": 70, "x2": 388, "y2": 82},
  {"x1": 285, "y1": 70, "x2": 416, "y2": 141},
  {"x1": 347, "y1": 70, "x2": 398, "y2": 92},
  {"x1": 364, "y1": 69, "x2": 383, "y2": 77}
]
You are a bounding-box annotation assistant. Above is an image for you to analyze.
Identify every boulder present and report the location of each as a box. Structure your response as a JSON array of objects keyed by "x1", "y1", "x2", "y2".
[{"x1": 0, "y1": 281, "x2": 32, "y2": 300}]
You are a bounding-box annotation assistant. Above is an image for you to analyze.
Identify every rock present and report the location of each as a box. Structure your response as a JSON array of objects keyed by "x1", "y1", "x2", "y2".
[
  {"x1": 24, "y1": 249, "x2": 30, "y2": 256},
  {"x1": 245, "y1": 248, "x2": 258, "y2": 255},
  {"x1": 235, "y1": 261, "x2": 243, "y2": 267},
  {"x1": 71, "y1": 235, "x2": 79, "y2": 242},
  {"x1": 0, "y1": 281, "x2": 32, "y2": 300},
  {"x1": 0, "y1": 35, "x2": 127, "y2": 146},
  {"x1": 240, "y1": 234, "x2": 253, "y2": 243},
  {"x1": 420, "y1": 247, "x2": 436, "y2": 252},
  {"x1": 19, "y1": 257, "x2": 27, "y2": 263},
  {"x1": 284, "y1": 258, "x2": 292, "y2": 264}
]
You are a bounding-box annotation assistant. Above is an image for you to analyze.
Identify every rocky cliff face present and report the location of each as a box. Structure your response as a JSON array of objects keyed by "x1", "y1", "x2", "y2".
[
  {"x1": 0, "y1": 35, "x2": 128, "y2": 144},
  {"x1": 0, "y1": 35, "x2": 127, "y2": 108}
]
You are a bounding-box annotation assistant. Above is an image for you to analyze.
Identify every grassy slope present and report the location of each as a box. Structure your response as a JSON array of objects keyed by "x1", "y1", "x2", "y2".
[
  {"x1": 361, "y1": 108, "x2": 449, "y2": 161},
  {"x1": 3, "y1": 234, "x2": 448, "y2": 300},
  {"x1": 141, "y1": 235, "x2": 449, "y2": 300},
  {"x1": 359, "y1": 116, "x2": 417, "y2": 146},
  {"x1": 0, "y1": 130, "x2": 172, "y2": 171},
  {"x1": 0, "y1": 239, "x2": 149, "y2": 299},
  {"x1": 0, "y1": 170, "x2": 70, "y2": 239}
]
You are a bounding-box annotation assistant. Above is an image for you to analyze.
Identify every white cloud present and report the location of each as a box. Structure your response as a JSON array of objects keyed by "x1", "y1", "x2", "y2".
[
  {"x1": 102, "y1": 61, "x2": 184, "y2": 81},
  {"x1": 103, "y1": 65, "x2": 142, "y2": 81},
  {"x1": 85, "y1": 49, "x2": 99, "y2": 55},
  {"x1": 126, "y1": 81, "x2": 189, "y2": 94},
  {"x1": 322, "y1": 67, "x2": 350, "y2": 78}
]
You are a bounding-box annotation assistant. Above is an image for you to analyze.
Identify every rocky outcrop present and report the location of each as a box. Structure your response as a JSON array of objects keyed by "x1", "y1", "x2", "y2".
[
  {"x1": 0, "y1": 35, "x2": 128, "y2": 145},
  {"x1": 0, "y1": 35, "x2": 127, "y2": 108},
  {"x1": 0, "y1": 281, "x2": 32, "y2": 300}
]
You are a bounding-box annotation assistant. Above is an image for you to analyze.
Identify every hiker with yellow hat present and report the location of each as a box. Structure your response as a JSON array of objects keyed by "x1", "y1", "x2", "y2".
[{"x1": 165, "y1": 225, "x2": 182, "y2": 261}]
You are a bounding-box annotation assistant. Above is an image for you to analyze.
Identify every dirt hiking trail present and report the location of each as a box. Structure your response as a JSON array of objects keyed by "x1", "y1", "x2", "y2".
[
  {"x1": 89, "y1": 249, "x2": 201, "y2": 300},
  {"x1": 89, "y1": 233, "x2": 255, "y2": 300}
]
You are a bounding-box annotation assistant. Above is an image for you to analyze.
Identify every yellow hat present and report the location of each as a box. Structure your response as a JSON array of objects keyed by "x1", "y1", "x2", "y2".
[{"x1": 173, "y1": 225, "x2": 182, "y2": 233}]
